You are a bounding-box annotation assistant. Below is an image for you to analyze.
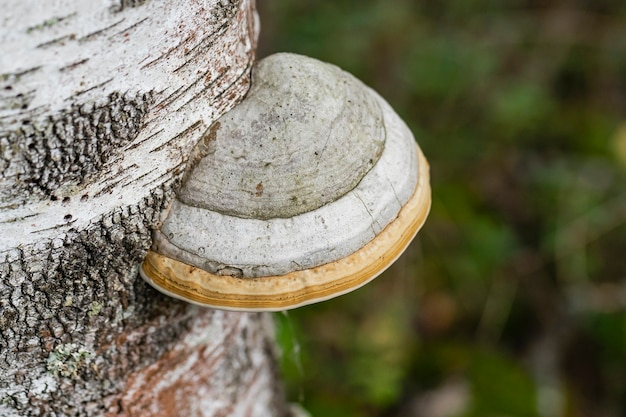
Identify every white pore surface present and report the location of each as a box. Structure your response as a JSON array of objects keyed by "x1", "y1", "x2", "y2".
[
  {"x1": 158, "y1": 90, "x2": 419, "y2": 277},
  {"x1": 0, "y1": 0, "x2": 257, "y2": 252}
]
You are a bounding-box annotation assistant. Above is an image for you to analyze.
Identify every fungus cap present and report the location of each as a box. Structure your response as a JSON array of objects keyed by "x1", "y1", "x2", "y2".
[{"x1": 140, "y1": 53, "x2": 431, "y2": 311}]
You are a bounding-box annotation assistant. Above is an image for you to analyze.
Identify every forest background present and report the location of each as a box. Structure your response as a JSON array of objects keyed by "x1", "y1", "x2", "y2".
[{"x1": 258, "y1": 1, "x2": 626, "y2": 417}]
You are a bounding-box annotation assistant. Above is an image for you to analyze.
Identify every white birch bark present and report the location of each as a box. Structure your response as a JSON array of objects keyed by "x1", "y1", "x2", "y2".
[{"x1": 0, "y1": 0, "x2": 288, "y2": 415}]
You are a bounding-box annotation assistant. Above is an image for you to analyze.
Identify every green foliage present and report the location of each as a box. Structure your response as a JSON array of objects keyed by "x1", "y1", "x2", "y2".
[
  {"x1": 468, "y1": 351, "x2": 538, "y2": 417},
  {"x1": 260, "y1": 1, "x2": 626, "y2": 416}
]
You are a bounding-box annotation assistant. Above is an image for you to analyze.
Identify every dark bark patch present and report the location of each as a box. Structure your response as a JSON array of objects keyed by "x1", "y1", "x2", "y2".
[
  {"x1": 111, "y1": 0, "x2": 151, "y2": 13},
  {"x1": 0, "y1": 185, "x2": 182, "y2": 415},
  {"x1": 0, "y1": 91, "x2": 154, "y2": 205}
]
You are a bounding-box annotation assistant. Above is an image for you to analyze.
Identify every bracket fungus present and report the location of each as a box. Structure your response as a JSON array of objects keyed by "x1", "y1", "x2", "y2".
[{"x1": 140, "y1": 53, "x2": 431, "y2": 311}]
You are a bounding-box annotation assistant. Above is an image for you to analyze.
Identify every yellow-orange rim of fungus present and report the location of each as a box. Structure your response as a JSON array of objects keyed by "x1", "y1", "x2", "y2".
[{"x1": 140, "y1": 145, "x2": 431, "y2": 311}]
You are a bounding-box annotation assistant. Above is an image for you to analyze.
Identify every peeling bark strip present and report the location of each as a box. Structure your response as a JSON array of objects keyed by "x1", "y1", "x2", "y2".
[
  {"x1": 0, "y1": 1, "x2": 287, "y2": 416},
  {"x1": 111, "y1": 312, "x2": 287, "y2": 417}
]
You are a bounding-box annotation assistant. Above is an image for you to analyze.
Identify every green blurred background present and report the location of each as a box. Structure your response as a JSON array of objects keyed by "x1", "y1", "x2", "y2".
[{"x1": 256, "y1": 2, "x2": 626, "y2": 416}]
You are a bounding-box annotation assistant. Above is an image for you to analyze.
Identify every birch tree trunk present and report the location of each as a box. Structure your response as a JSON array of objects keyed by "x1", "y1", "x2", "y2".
[{"x1": 0, "y1": 1, "x2": 288, "y2": 415}]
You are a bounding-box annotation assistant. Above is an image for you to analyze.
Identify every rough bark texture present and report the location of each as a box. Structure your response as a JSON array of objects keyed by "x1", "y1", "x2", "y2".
[{"x1": 0, "y1": 1, "x2": 288, "y2": 416}]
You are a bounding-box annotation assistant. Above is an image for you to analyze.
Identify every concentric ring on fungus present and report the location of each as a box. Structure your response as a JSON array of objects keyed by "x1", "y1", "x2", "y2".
[{"x1": 140, "y1": 53, "x2": 431, "y2": 311}]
